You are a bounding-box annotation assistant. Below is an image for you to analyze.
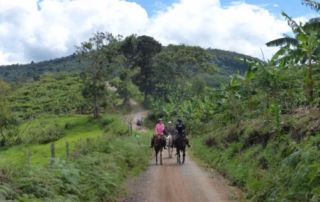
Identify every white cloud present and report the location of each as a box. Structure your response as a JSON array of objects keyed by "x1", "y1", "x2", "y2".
[
  {"x1": 0, "y1": 0, "x2": 302, "y2": 65},
  {"x1": 147, "y1": 0, "x2": 290, "y2": 60},
  {"x1": 0, "y1": 0, "x2": 149, "y2": 64}
]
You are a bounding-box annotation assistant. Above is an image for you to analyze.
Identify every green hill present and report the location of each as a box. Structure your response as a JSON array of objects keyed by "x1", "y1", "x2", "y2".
[
  {"x1": 0, "y1": 47, "x2": 259, "y2": 84},
  {"x1": 0, "y1": 55, "x2": 85, "y2": 83}
]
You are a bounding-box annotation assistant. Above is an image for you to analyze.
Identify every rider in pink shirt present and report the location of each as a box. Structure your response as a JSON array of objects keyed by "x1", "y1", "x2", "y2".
[
  {"x1": 150, "y1": 119, "x2": 166, "y2": 148},
  {"x1": 155, "y1": 120, "x2": 165, "y2": 138}
]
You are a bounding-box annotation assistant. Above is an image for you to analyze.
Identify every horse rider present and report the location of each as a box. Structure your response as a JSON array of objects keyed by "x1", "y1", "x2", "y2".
[
  {"x1": 175, "y1": 119, "x2": 191, "y2": 147},
  {"x1": 166, "y1": 120, "x2": 176, "y2": 139},
  {"x1": 150, "y1": 118, "x2": 166, "y2": 148}
]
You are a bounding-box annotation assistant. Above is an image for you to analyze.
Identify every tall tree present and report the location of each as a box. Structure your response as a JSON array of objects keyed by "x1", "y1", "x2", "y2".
[
  {"x1": 151, "y1": 45, "x2": 216, "y2": 100},
  {"x1": 117, "y1": 35, "x2": 138, "y2": 107},
  {"x1": 133, "y1": 35, "x2": 162, "y2": 103},
  {"x1": 76, "y1": 32, "x2": 120, "y2": 118}
]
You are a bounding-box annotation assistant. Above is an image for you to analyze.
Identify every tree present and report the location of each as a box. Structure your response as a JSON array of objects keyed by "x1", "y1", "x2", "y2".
[
  {"x1": 266, "y1": 12, "x2": 320, "y2": 103},
  {"x1": 133, "y1": 35, "x2": 162, "y2": 103},
  {"x1": 151, "y1": 45, "x2": 216, "y2": 100},
  {"x1": 0, "y1": 80, "x2": 14, "y2": 145},
  {"x1": 117, "y1": 35, "x2": 138, "y2": 107},
  {"x1": 76, "y1": 32, "x2": 120, "y2": 118},
  {"x1": 302, "y1": 0, "x2": 320, "y2": 11}
]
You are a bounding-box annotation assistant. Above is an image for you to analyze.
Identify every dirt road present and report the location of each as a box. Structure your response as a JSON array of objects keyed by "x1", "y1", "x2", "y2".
[
  {"x1": 124, "y1": 99, "x2": 148, "y2": 131},
  {"x1": 122, "y1": 153, "x2": 240, "y2": 202},
  {"x1": 122, "y1": 103, "x2": 240, "y2": 202}
]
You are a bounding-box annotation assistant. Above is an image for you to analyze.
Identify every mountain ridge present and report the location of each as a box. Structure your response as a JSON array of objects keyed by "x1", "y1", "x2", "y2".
[{"x1": 0, "y1": 47, "x2": 261, "y2": 83}]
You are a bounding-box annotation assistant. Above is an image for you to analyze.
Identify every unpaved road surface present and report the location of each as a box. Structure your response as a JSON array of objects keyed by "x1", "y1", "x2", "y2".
[
  {"x1": 122, "y1": 154, "x2": 241, "y2": 202},
  {"x1": 122, "y1": 102, "x2": 240, "y2": 202},
  {"x1": 124, "y1": 99, "x2": 148, "y2": 131}
]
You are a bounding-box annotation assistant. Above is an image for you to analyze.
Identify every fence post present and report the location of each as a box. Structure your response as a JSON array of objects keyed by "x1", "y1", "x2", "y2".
[
  {"x1": 80, "y1": 138, "x2": 84, "y2": 153},
  {"x1": 66, "y1": 142, "x2": 70, "y2": 160},
  {"x1": 129, "y1": 120, "x2": 133, "y2": 136},
  {"x1": 50, "y1": 143, "x2": 55, "y2": 166}
]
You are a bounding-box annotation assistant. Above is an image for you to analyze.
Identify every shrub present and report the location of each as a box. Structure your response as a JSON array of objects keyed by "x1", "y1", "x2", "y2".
[{"x1": 22, "y1": 121, "x2": 65, "y2": 144}]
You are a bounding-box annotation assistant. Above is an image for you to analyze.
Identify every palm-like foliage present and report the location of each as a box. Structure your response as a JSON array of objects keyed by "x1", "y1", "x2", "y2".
[
  {"x1": 302, "y1": 0, "x2": 320, "y2": 11},
  {"x1": 266, "y1": 10, "x2": 320, "y2": 103}
]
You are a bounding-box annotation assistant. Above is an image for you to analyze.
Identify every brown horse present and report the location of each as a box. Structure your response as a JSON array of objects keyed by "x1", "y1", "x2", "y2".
[
  {"x1": 154, "y1": 136, "x2": 164, "y2": 165},
  {"x1": 176, "y1": 136, "x2": 186, "y2": 164}
]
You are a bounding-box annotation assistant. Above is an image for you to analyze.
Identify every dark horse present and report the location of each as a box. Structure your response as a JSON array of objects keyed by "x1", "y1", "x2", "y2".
[
  {"x1": 176, "y1": 136, "x2": 186, "y2": 164},
  {"x1": 154, "y1": 137, "x2": 164, "y2": 165}
]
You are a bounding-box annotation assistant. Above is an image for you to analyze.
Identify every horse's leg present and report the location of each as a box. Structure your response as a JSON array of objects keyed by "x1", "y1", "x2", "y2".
[
  {"x1": 169, "y1": 136, "x2": 172, "y2": 158},
  {"x1": 169, "y1": 137, "x2": 173, "y2": 158},
  {"x1": 182, "y1": 148, "x2": 185, "y2": 164},
  {"x1": 168, "y1": 139, "x2": 171, "y2": 158},
  {"x1": 160, "y1": 149, "x2": 163, "y2": 165},
  {"x1": 177, "y1": 149, "x2": 180, "y2": 164}
]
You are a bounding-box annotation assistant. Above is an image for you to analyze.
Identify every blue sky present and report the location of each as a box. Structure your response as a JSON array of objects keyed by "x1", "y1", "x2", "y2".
[
  {"x1": 131, "y1": 0, "x2": 315, "y2": 17},
  {"x1": 0, "y1": 0, "x2": 317, "y2": 65},
  {"x1": 222, "y1": 0, "x2": 316, "y2": 17}
]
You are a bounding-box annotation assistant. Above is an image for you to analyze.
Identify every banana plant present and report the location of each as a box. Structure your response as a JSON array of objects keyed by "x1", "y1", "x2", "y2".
[
  {"x1": 302, "y1": 0, "x2": 320, "y2": 11},
  {"x1": 266, "y1": 11, "x2": 320, "y2": 103}
]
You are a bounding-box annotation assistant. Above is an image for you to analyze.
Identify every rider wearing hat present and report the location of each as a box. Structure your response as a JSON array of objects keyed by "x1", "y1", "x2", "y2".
[{"x1": 175, "y1": 119, "x2": 191, "y2": 147}]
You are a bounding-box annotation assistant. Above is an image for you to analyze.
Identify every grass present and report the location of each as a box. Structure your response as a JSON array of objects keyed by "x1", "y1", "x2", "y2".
[
  {"x1": 0, "y1": 114, "x2": 152, "y2": 168},
  {"x1": 0, "y1": 115, "x2": 100, "y2": 168},
  {"x1": 191, "y1": 118, "x2": 320, "y2": 201},
  {"x1": 0, "y1": 113, "x2": 153, "y2": 201}
]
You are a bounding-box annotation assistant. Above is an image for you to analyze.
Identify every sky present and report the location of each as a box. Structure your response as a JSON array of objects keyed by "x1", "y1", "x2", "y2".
[{"x1": 0, "y1": 0, "x2": 317, "y2": 65}]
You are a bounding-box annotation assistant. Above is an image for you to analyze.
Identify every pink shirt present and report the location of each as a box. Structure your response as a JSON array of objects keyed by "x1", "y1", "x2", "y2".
[{"x1": 155, "y1": 123, "x2": 165, "y2": 137}]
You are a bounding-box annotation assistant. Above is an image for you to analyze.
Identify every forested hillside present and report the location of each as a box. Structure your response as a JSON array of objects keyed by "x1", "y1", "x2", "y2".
[{"x1": 0, "y1": 46, "x2": 257, "y2": 85}]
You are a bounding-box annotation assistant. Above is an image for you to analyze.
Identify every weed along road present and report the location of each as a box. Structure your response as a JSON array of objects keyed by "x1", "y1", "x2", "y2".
[{"x1": 123, "y1": 154, "x2": 240, "y2": 202}]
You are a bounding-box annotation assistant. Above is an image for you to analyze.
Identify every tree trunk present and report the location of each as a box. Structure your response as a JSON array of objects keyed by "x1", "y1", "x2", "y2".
[
  {"x1": 143, "y1": 91, "x2": 147, "y2": 106},
  {"x1": 307, "y1": 58, "x2": 314, "y2": 104},
  {"x1": 93, "y1": 73, "x2": 99, "y2": 119},
  {"x1": 93, "y1": 91, "x2": 98, "y2": 119}
]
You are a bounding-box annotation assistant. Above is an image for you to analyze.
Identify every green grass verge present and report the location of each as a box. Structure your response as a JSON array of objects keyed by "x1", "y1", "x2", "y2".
[
  {"x1": 0, "y1": 114, "x2": 153, "y2": 201},
  {"x1": 191, "y1": 129, "x2": 320, "y2": 201}
]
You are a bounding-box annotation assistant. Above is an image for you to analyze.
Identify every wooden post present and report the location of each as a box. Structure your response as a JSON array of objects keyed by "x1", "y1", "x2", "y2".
[
  {"x1": 50, "y1": 143, "x2": 55, "y2": 166},
  {"x1": 129, "y1": 121, "x2": 133, "y2": 136},
  {"x1": 80, "y1": 138, "x2": 84, "y2": 153},
  {"x1": 66, "y1": 142, "x2": 70, "y2": 160}
]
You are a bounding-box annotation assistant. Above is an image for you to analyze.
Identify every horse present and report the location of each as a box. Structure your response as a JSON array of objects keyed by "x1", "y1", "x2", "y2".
[
  {"x1": 153, "y1": 136, "x2": 164, "y2": 165},
  {"x1": 175, "y1": 135, "x2": 186, "y2": 164},
  {"x1": 166, "y1": 134, "x2": 174, "y2": 158}
]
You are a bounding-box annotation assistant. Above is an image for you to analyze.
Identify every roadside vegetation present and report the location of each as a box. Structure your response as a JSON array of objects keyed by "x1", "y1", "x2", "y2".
[
  {"x1": 0, "y1": 114, "x2": 151, "y2": 201},
  {"x1": 150, "y1": 1, "x2": 320, "y2": 201},
  {"x1": 1, "y1": 0, "x2": 320, "y2": 201}
]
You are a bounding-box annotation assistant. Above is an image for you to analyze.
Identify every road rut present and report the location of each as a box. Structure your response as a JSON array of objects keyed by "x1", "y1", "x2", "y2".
[{"x1": 123, "y1": 153, "x2": 240, "y2": 202}]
